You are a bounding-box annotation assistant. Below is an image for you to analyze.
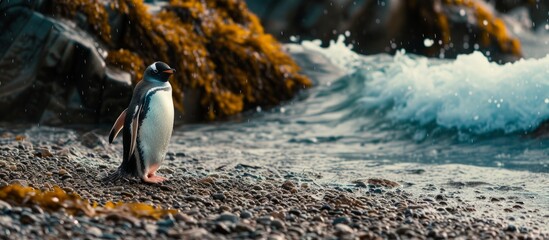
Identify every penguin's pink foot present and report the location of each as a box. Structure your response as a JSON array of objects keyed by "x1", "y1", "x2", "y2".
[
  {"x1": 142, "y1": 164, "x2": 166, "y2": 183},
  {"x1": 143, "y1": 174, "x2": 166, "y2": 183}
]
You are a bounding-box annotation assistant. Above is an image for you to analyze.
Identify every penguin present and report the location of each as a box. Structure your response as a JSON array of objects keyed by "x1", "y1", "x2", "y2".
[{"x1": 104, "y1": 61, "x2": 176, "y2": 184}]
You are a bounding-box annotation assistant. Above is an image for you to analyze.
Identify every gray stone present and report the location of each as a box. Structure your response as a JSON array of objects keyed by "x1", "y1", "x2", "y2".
[{"x1": 215, "y1": 212, "x2": 239, "y2": 223}]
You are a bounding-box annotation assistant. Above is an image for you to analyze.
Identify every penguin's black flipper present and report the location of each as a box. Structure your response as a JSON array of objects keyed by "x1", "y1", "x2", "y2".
[{"x1": 109, "y1": 108, "x2": 127, "y2": 143}]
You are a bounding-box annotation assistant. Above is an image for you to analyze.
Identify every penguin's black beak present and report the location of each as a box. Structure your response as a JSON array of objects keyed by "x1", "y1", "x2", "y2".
[{"x1": 163, "y1": 69, "x2": 176, "y2": 74}]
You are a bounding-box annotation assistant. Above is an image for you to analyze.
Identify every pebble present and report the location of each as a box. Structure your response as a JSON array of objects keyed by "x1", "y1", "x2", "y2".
[
  {"x1": 80, "y1": 132, "x2": 106, "y2": 148},
  {"x1": 270, "y1": 219, "x2": 286, "y2": 231},
  {"x1": 335, "y1": 224, "x2": 354, "y2": 235},
  {"x1": 0, "y1": 200, "x2": 11, "y2": 211},
  {"x1": 234, "y1": 223, "x2": 254, "y2": 233},
  {"x1": 20, "y1": 212, "x2": 38, "y2": 224},
  {"x1": 213, "y1": 222, "x2": 231, "y2": 234},
  {"x1": 281, "y1": 180, "x2": 296, "y2": 190},
  {"x1": 212, "y1": 192, "x2": 225, "y2": 201},
  {"x1": 506, "y1": 224, "x2": 517, "y2": 232},
  {"x1": 9, "y1": 179, "x2": 28, "y2": 186},
  {"x1": 215, "y1": 212, "x2": 239, "y2": 223},
  {"x1": 256, "y1": 215, "x2": 274, "y2": 225},
  {"x1": 88, "y1": 226, "x2": 102, "y2": 237},
  {"x1": 240, "y1": 211, "x2": 253, "y2": 219},
  {"x1": 332, "y1": 217, "x2": 351, "y2": 225}
]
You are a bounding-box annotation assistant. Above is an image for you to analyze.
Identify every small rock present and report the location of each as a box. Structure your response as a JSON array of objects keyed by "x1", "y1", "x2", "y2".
[
  {"x1": 215, "y1": 212, "x2": 239, "y2": 223},
  {"x1": 368, "y1": 178, "x2": 399, "y2": 188},
  {"x1": 9, "y1": 179, "x2": 28, "y2": 186},
  {"x1": 234, "y1": 223, "x2": 254, "y2": 233},
  {"x1": 35, "y1": 148, "x2": 53, "y2": 158},
  {"x1": 354, "y1": 181, "x2": 368, "y2": 188},
  {"x1": 287, "y1": 227, "x2": 304, "y2": 236},
  {"x1": 312, "y1": 215, "x2": 324, "y2": 222},
  {"x1": 181, "y1": 228, "x2": 213, "y2": 239},
  {"x1": 335, "y1": 224, "x2": 354, "y2": 235},
  {"x1": 240, "y1": 211, "x2": 253, "y2": 219},
  {"x1": 80, "y1": 132, "x2": 106, "y2": 148},
  {"x1": 20, "y1": 212, "x2": 38, "y2": 224},
  {"x1": 320, "y1": 204, "x2": 332, "y2": 211},
  {"x1": 212, "y1": 193, "x2": 225, "y2": 201},
  {"x1": 506, "y1": 224, "x2": 517, "y2": 232},
  {"x1": 271, "y1": 219, "x2": 286, "y2": 230},
  {"x1": 157, "y1": 215, "x2": 176, "y2": 228},
  {"x1": 160, "y1": 185, "x2": 174, "y2": 191},
  {"x1": 144, "y1": 223, "x2": 158, "y2": 236},
  {"x1": 88, "y1": 226, "x2": 102, "y2": 237},
  {"x1": 213, "y1": 222, "x2": 231, "y2": 234},
  {"x1": 267, "y1": 233, "x2": 285, "y2": 240},
  {"x1": 332, "y1": 217, "x2": 351, "y2": 225},
  {"x1": 256, "y1": 215, "x2": 273, "y2": 225},
  {"x1": 174, "y1": 213, "x2": 197, "y2": 224},
  {"x1": 175, "y1": 152, "x2": 186, "y2": 157},
  {"x1": 288, "y1": 209, "x2": 301, "y2": 216},
  {"x1": 0, "y1": 200, "x2": 11, "y2": 211},
  {"x1": 281, "y1": 180, "x2": 296, "y2": 190}
]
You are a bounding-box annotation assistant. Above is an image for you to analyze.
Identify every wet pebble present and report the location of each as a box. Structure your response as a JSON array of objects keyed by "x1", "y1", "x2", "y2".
[
  {"x1": 332, "y1": 217, "x2": 351, "y2": 225},
  {"x1": 240, "y1": 211, "x2": 253, "y2": 219},
  {"x1": 88, "y1": 226, "x2": 102, "y2": 237},
  {"x1": 215, "y1": 212, "x2": 239, "y2": 223},
  {"x1": 212, "y1": 192, "x2": 225, "y2": 201},
  {"x1": 270, "y1": 219, "x2": 286, "y2": 231},
  {"x1": 257, "y1": 215, "x2": 273, "y2": 225}
]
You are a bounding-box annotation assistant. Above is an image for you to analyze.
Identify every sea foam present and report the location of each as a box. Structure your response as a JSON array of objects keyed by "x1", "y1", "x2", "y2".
[{"x1": 302, "y1": 37, "x2": 549, "y2": 134}]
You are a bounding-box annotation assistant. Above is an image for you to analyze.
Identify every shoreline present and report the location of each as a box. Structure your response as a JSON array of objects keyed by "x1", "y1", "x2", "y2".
[{"x1": 0, "y1": 125, "x2": 547, "y2": 239}]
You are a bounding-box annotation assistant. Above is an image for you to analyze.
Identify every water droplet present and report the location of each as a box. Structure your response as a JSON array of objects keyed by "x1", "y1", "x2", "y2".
[
  {"x1": 483, "y1": 20, "x2": 488, "y2": 26},
  {"x1": 459, "y1": 9, "x2": 466, "y2": 16},
  {"x1": 423, "y1": 38, "x2": 434, "y2": 47},
  {"x1": 280, "y1": 107, "x2": 286, "y2": 113},
  {"x1": 544, "y1": 98, "x2": 549, "y2": 104},
  {"x1": 256, "y1": 106, "x2": 262, "y2": 112},
  {"x1": 473, "y1": 115, "x2": 479, "y2": 120}
]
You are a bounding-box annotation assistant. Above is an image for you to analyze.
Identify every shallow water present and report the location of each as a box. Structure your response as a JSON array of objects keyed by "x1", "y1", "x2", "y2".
[{"x1": 175, "y1": 36, "x2": 549, "y2": 174}]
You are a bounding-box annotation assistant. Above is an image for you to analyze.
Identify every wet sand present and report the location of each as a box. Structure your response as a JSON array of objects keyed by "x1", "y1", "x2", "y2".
[{"x1": 0, "y1": 125, "x2": 547, "y2": 239}]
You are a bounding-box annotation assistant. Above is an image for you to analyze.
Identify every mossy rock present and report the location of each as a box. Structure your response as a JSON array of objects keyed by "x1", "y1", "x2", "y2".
[
  {"x1": 0, "y1": 0, "x2": 311, "y2": 123},
  {"x1": 53, "y1": 0, "x2": 312, "y2": 120}
]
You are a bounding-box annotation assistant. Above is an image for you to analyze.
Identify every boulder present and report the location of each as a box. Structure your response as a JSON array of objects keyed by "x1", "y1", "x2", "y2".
[
  {"x1": 0, "y1": 0, "x2": 311, "y2": 124},
  {"x1": 249, "y1": 0, "x2": 523, "y2": 63}
]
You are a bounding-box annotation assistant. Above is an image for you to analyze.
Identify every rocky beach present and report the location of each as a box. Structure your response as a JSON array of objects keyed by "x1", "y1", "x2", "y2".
[
  {"x1": 0, "y1": 125, "x2": 547, "y2": 239},
  {"x1": 2, "y1": 0, "x2": 549, "y2": 239}
]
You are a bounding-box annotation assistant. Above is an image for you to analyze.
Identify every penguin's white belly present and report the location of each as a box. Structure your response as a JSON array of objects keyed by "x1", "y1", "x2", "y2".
[{"x1": 137, "y1": 89, "x2": 174, "y2": 171}]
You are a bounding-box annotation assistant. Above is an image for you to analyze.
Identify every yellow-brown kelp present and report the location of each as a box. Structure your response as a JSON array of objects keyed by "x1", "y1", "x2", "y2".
[
  {"x1": 0, "y1": 184, "x2": 176, "y2": 219},
  {"x1": 50, "y1": 0, "x2": 312, "y2": 120},
  {"x1": 437, "y1": 0, "x2": 521, "y2": 56}
]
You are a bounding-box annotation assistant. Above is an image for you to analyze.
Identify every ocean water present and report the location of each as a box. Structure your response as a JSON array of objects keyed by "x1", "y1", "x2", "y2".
[{"x1": 175, "y1": 35, "x2": 549, "y2": 174}]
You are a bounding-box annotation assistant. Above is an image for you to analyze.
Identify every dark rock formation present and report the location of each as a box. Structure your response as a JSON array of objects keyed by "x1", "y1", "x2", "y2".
[
  {"x1": 0, "y1": 0, "x2": 311, "y2": 124},
  {"x1": 249, "y1": 0, "x2": 524, "y2": 62}
]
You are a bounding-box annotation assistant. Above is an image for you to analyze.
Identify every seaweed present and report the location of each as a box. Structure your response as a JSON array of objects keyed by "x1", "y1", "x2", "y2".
[
  {"x1": 106, "y1": 49, "x2": 145, "y2": 84},
  {"x1": 437, "y1": 0, "x2": 522, "y2": 56},
  {"x1": 0, "y1": 184, "x2": 176, "y2": 220}
]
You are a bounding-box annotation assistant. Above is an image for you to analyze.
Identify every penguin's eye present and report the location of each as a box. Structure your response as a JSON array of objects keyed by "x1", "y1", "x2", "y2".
[{"x1": 153, "y1": 69, "x2": 158, "y2": 74}]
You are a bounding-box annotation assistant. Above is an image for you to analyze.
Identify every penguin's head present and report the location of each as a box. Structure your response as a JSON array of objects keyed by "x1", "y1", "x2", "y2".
[{"x1": 144, "y1": 61, "x2": 176, "y2": 82}]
